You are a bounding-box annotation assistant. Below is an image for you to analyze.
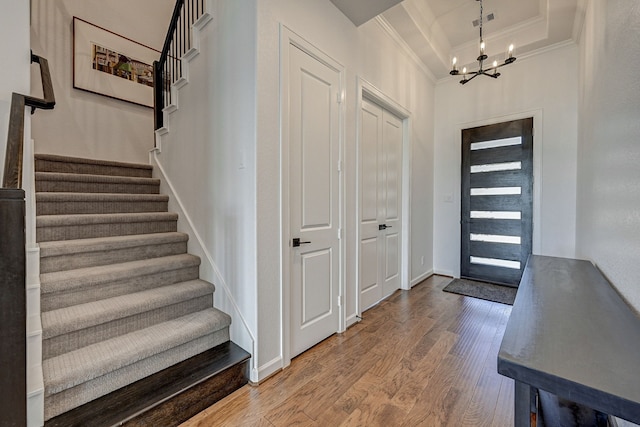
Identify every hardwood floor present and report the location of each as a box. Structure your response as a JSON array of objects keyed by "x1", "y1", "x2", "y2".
[{"x1": 180, "y1": 275, "x2": 514, "y2": 426}]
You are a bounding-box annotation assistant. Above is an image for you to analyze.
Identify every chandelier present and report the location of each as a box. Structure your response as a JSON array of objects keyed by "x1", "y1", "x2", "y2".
[{"x1": 449, "y1": 0, "x2": 516, "y2": 84}]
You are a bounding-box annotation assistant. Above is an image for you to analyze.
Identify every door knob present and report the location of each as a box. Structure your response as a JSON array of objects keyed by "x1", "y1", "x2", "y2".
[
  {"x1": 292, "y1": 238, "x2": 311, "y2": 247},
  {"x1": 379, "y1": 224, "x2": 393, "y2": 230}
]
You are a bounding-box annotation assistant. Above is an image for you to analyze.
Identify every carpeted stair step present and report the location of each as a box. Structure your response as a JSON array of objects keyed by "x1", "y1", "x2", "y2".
[
  {"x1": 39, "y1": 232, "x2": 188, "y2": 274},
  {"x1": 36, "y1": 192, "x2": 169, "y2": 215},
  {"x1": 33, "y1": 154, "x2": 243, "y2": 423},
  {"x1": 35, "y1": 172, "x2": 160, "y2": 194},
  {"x1": 35, "y1": 154, "x2": 153, "y2": 178},
  {"x1": 40, "y1": 253, "x2": 201, "y2": 311},
  {"x1": 43, "y1": 308, "x2": 231, "y2": 421},
  {"x1": 42, "y1": 280, "x2": 215, "y2": 359},
  {"x1": 36, "y1": 212, "x2": 178, "y2": 242}
]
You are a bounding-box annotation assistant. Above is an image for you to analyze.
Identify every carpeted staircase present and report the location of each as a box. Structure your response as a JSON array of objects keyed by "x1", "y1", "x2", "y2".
[{"x1": 34, "y1": 154, "x2": 248, "y2": 425}]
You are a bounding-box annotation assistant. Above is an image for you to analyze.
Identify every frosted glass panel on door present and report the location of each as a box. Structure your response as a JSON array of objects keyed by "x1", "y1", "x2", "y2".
[
  {"x1": 470, "y1": 162, "x2": 522, "y2": 173},
  {"x1": 470, "y1": 211, "x2": 521, "y2": 220},
  {"x1": 470, "y1": 136, "x2": 522, "y2": 151},
  {"x1": 470, "y1": 256, "x2": 521, "y2": 270},
  {"x1": 470, "y1": 187, "x2": 521, "y2": 196},
  {"x1": 470, "y1": 233, "x2": 521, "y2": 244}
]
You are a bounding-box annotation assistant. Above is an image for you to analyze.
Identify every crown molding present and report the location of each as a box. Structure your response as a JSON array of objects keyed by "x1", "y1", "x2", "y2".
[
  {"x1": 375, "y1": 15, "x2": 437, "y2": 83},
  {"x1": 572, "y1": 0, "x2": 588, "y2": 44}
]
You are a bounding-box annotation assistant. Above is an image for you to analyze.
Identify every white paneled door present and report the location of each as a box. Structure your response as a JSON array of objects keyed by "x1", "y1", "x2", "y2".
[
  {"x1": 289, "y1": 44, "x2": 341, "y2": 358},
  {"x1": 359, "y1": 99, "x2": 403, "y2": 312}
]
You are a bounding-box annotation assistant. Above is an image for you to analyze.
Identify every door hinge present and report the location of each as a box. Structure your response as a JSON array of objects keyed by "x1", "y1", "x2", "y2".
[
  {"x1": 337, "y1": 228, "x2": 342, "y2": 239},
  {"x1": 337, "y1": 295, "x2": 343, "y2": 307},
  {"x1": 337, "y1": 160, "x2": 343, "y2": 172},
  {"x1": 337, "y1": 91, "x2": 344, "y2": 104}
]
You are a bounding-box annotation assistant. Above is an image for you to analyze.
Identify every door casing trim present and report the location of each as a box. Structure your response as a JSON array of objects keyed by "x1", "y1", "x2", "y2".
[
  {"x1": 456, "y1": 109, "x2": 543, "y2": 278},
  {"x1": 355, "y1": 77, "x2": 412, "y2": 321},
  {"x1": 279, "y1": 25, "x2": 346, "y2": 369}
]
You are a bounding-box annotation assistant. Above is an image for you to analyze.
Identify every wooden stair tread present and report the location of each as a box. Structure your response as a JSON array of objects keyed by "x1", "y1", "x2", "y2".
[{"x1": 44, "y1": 341, "x2": 250, "y2": 427}]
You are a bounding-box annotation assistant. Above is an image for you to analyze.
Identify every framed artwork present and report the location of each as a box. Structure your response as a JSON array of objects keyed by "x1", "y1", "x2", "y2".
[{"x1": 73, "y1": 17, "x2": 159, "y2": 108}]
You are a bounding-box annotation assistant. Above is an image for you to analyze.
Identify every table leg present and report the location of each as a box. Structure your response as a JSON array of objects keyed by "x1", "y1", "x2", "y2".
[{"x1": 514, "y1": 381, "x2": 538, "y2": 427}]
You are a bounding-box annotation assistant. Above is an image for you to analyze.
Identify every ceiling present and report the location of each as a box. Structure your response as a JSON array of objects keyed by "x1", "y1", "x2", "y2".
[{"x1": 332, "y1": 0, "x2": 583, "y2": 80}]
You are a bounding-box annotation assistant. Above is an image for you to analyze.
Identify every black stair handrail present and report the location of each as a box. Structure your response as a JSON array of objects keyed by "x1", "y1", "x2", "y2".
[
  {"x1": 154, "y1": 0, "x2": 204, "y2": 131},
  {"x1": 1, "y1": 51, "x2": 55, "y2": 427},
  {"x1": 3, "y1": 52, "x2": 56, "y2": 189}
]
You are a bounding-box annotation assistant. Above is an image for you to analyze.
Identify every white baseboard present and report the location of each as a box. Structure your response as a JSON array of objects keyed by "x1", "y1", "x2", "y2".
[
  {"x1": 410, "y1": 269, "x2": 434, "y2": 287},
  {"x1": 433, "y1": 269, "x2": 456, "y2": 278},
  {"x1": 257, "y1": 356, "x2": 283, "y2": 383},
  {"x1": 345, "y1": 313, "x2": 360, "y2": 328}
]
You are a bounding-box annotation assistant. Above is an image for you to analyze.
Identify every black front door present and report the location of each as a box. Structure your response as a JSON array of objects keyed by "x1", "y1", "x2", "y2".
[{"x1": 460, "y1": 118, "x2": 533, "y2": 287}]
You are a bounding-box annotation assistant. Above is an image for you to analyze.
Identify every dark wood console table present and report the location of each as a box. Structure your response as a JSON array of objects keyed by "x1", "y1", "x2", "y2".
[{"x1": 498, "y1": 255, "x2": 640, "y2": 426}]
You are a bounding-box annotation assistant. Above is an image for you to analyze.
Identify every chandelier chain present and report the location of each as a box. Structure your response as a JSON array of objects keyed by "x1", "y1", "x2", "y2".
[{"x1": 479, "y1": 0, "x2": 483, "y2": 42}]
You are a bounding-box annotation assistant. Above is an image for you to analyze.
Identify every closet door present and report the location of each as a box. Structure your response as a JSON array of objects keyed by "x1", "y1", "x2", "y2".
[
  {"x1": 360, "y1": 99, "x2": 402, "y2": 311},
  {"x1": 288, "y1": 44, "x2": 341, "y2": 357}
]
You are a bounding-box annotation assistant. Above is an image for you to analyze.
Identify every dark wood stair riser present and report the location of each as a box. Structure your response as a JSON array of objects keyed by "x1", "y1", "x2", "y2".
[
  {"x1": 124, "y1": 360, "x2": 249, "y2": 426},
  {"x1": 44, "y1": 342, "x2": 250, "y2": 427}
]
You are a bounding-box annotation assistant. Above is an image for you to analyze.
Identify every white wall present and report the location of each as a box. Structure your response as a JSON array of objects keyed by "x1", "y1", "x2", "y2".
[
  {"x1": 576, "y1": 0, "x2": 640, "y2": 312},
  {"x1": 154, "y1": 0, "x2": 259, "y2": 378},
  {"x1": 0, "y1": 0, "x2": 30, "y2": 179},
  {"x1": 154, "y1": 0, "x2": 434, "y2": 382},
  {"x1": 433, "y1": 44, "x2": 579, "y2": 277},
  {"x1": 255, "y1": 0, "x2": 435, "y2": 379},
  {"x1": 30, "y1": 0, "x2": 174, "y2": 163},
  {"x1": 19, "y1": 0, "x2": 436, "y2": 387}
]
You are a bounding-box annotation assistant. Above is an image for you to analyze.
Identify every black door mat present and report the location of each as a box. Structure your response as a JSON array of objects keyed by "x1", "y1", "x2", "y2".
[{"x1": 443, "y1": 278, "x2": 517, "y2": 305}]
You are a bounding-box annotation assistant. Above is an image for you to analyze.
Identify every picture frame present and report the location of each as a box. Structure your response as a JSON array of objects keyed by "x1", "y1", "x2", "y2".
[{"x1": 73, "y1": 17, "x2": 159, "y2": 108}]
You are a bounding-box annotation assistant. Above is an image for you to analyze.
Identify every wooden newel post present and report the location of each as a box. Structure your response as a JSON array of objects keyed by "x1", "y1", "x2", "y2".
[{"x1": 0, "y1": 188, "x2": 27, "y2": 427}]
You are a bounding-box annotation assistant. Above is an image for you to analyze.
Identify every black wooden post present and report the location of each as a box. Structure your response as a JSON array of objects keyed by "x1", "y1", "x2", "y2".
[
  {"x1": 0, "y1": 188, "x2": 26, "y2": 426},
  {"x1": 153, "y1": 60, "x2": 163, "y2": 132}
]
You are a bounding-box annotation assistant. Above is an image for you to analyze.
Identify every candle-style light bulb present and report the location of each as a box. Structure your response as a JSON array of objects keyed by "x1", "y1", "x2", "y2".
[
  {"x1": 462, "y1": 67, "x2": 467, "y2": 75},
  {"x1": 508, "y1": 44, "x2": 514, "y2": 58},
  {"x1": 480, "y1": 41, "x2": 485, "y2": 54},
  {"x1": 452, "y1": 56, "x2": 458, "y2": 71},
  {"x1": 493, "y1": 60, "x2": 498, "y2": 68}
]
